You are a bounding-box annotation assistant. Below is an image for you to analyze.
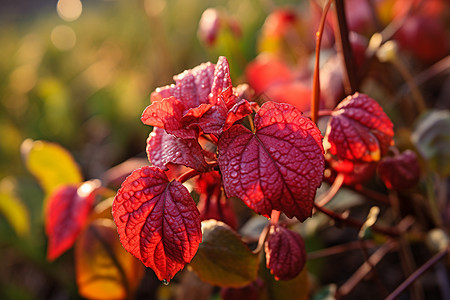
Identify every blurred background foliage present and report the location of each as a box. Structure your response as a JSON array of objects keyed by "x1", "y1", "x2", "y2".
[{"x1": 1, "y1": 0, "x2": 450, "y2": 299}]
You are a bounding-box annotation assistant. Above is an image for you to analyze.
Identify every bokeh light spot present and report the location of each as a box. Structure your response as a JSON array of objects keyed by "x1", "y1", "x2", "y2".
[
  {"x1": 51, "y1": 25, "x2": 77, "y2": 51},
  {"x1": 57, "y1": 0, "x2": 83, "y2": 22}
]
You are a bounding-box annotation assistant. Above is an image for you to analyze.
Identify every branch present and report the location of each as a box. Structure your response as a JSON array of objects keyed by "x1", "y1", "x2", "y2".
[{"x1": 385, "y1": 246, "x2": 450, "y2": 300}]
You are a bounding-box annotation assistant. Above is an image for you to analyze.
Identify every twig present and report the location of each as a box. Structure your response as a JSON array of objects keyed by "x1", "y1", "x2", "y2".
[
  {"x1": 385, "y1": 246, "x2": 450, "y2": 300},
  {"x1": 337, "y1": 240, "x2": 396, "y2": 297},
  {"x1": 313, "y1": 203, "x2": 400, "y2": 237},
  {"x1": 307, "y1": 240, "x2": 375, "y2": 261},
  {"x1": 315, "y1": 173, "x2": 344, "y2": 207},
  {"x1": 311, "y1": 0, "x2": 333, "y2": 124},
  {"x1": 333, "y1": 0, "x2": 358, "y2": 94}
]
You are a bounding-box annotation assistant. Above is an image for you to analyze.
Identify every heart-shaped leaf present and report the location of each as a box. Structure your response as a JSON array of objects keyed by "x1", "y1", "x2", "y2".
[
  {"x1": 46, "y1": 180, "x2": 100, "y2": 261},
  {"x1": 323, "y1": 93, "x2": 394, "y2": 162},
  {"x1": 265, "y1": 224, "x2": 306, "y2": 280},
  {"x1": 146, "y1": 127, "x2": 208, "y2": 172},
  {"x1": 218, "y1": 101, "x2": 324, "y2": 221},
  {"x1": 189, "y1": 219, "x2": 259, "y2": 287},
  {"x1": 75, "y1": 219, "x2": 144, "y2": 300},
  {"x1": 112, "y1": 166, "x2": 202, "y2": 282}
]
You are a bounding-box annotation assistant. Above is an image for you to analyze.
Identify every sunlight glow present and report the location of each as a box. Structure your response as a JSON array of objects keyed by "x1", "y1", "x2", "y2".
[
  {"x1": 57, "y1": 0, "x2": 83, "y2": 22},
  {"x1": 51, "y1": 25, "x2": 77, "y2": 51}
]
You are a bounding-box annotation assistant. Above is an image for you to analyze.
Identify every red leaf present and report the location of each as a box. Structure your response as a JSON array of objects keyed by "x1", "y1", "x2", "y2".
[
  {"x1": 324, "y1": 92, "x2": 394, "y2": 163},
  {"x1": 195, "y1": 171, "x2": 238, "y2": 229},
  {"x1": 141, "y1": 96, "x2": 197, "y2": 139},
  {"x1": 142, "y1": 57, "x2": 245, "y2": 138},
  {"x1": 265, "y1": 224, "x2": 306, "y2": 280},
  {"x1": 112, "y1": 166, "x2": 202, "y2": 282},
  {"x1": 146, "y1": 127, "x2": 208, "y2": 172},
  {"x1": 218, "y1": 101, "x2": 324, "y2": 221},
  {"x1": 46, "y1": 180, "x2": 99, "y2": 261},
  {"x1": 326, "y1": 157, "x2": 377, "y2": 186},
  {"x1": 377, "y1": 149, "x2": 421, "y2": 190},
  {"x1": 151, "y1": 61, "x2": 216, "y2": 108}
]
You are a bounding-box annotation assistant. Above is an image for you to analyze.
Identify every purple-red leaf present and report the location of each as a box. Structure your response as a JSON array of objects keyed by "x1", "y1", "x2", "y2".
[
  {"x1": 112, "y1": 166, "x2": 202, "y2": 282},
  {"x1": 324, "y1": 92, "x2": 394, "y2": 162},
  {"x1": 218, "y1": 101, "x2": 324, "y2": 221},
  {"x1": 141, "y1": 97, "x2": 197, "y2": 139},
  {"x1": 46, "y1": 180, "x2": 99, "y2": 261},
  {"x1": 377, "y1": 149, "x2": 421, "y2": 190},
  {"x1": 146, "y1": 127, "x2": 208, "y2": 172},
  {"x1": 141, "y1": 57, "x2": 253, "y2": 138},
  {"x1": 265, "y1": 224, "x2": 306, "y2": 280}
]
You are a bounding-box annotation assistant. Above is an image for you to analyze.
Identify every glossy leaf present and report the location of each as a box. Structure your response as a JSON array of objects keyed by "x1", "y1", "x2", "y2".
[
  {"x1": 323, "y1": 93, "x2": 394, "y2": 162},
  {"x1": 146, "y1": 127, "x2": 208, "y2": 172},
  {"x1": 21, "y1": 139, "x2": 83, "y2": 195},
  {"x1": 46, "y1": 180, "x2": 99, "y2": 261},
  {"x1": 75, "y1": 219, "x2": 144, "y2": 300},
  {"x1": 377, "y1": 150, "x2": 421, "y2": 190},
  {"x1": 218, "y1": 101, "x2": 324, "y2": 221},
  {"x1": 265, "y1": 224, "x2": 306, "y2": 280},
  {"x1": 141, "y1": 57, "x2": 253, "y2": 138},
  {"x1": 326, "y1": 157, "x2": 377, "y2": 186},
  {"x1": 0, "y1": 177, "x2": 30, "y2": 237},
  {"x1": 112, "y1": 166, "x2": 201, "y2": 282},
  {"x1": 189, "y1": 219, "x2": 259, "y2": 287},
  {"x1": 411, "y1": 110, "x2": 450, "y2": 176}
]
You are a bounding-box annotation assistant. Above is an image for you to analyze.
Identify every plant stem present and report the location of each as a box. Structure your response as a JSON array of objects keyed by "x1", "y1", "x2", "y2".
[
  {"x1": 315, "y1": 173, "x2": 344, "y2": 207},
  {"x1": 307, "y1": 240, "x2": 375, "y2": 260},
  {"x1": 311, "y1": 0, "x2": 333, "y2": 124},
  {"x1": 177, "y1": 169, "x2": 200, "y2": 183},
  {"x1": 385, "y1": 246, "x2": 450, "y2": 300},
  {"x1": 270, "y1": 210, "x2": 280, "y2": 224},
  {"x1": 313, "y1": 203, "x2": 400, "y2": 237},
  {"x1": 333, "y1": 0, "x2": 358, "y2": 94},
  {"x1": 338, "y1": 241, "x2": 396, "y2": 297}
]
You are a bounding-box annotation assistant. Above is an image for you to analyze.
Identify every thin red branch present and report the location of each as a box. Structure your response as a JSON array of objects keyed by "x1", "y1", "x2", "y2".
[{"x1": 311, "y1": 0, "x2": 333, "y2": 124}]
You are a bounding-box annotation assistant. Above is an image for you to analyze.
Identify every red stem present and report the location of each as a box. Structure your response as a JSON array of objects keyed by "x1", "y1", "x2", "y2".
[
  {"x1": 176, "y1": 169, "x2": 200, "y2": 183},
  {"x1": 311, "y1": 0, "x2": 333, "y2": 124},
  {"x1": 270, "y1": 210, "x2": 281, "y2": 224}
]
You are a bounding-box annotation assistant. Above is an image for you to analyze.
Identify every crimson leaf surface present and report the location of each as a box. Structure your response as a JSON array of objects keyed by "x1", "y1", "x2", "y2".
[
  {"x1": 218, "y1": 101, "x2": 324, "y2": 221},
  {"x1": 112, "y1": 166, "x2": 202, "y2": 282}
]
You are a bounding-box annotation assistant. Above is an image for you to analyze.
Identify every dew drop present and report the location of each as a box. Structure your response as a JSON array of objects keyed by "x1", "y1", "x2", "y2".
[
  {"x1": 132, "y1": 180, "x2": 140, "y2": 187},
  {"x1": 175, "y1": 151, "x2": 182, "y2": 158},
  {"x1": 273, "y1": 152, "x2": 281, "y2": 160},
  {"x1": 162, "y1": 279, "x2": 169, "y2": 285},
  {"x1": 230, "y1": 171, "x2": 238, "y2": 178}
]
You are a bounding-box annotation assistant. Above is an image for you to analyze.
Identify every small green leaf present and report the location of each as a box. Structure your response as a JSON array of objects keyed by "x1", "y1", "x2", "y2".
[
  {"x1": 411, "y1": 110, "x2": 450, "y2": 176},
  {"x1": 21, "y1": 139, "x2": 83, "y2": 196},
  {"x1": 0, "y1": 177, "x2": 30, "y2": 237},
  {"x1": 189, "y1": 219, "x2": 259, "y2": 287}
]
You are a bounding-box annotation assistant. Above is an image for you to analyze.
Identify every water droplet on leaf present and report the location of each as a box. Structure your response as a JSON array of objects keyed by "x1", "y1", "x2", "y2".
[{"x1": 162, "y1": 279, "x2": 169, "y2": 285}]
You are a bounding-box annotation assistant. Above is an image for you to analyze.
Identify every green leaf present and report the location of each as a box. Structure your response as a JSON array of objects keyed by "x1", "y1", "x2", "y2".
[
  {"x1": 21, "y1": 139, "x2": 83, "y2": 196},
  {"x1": 0, "y1": 177, "x2": 30, "y2": 237},
  {"x1": 189, "y1": 219, "x2": 259, "y2": 287},
  {"x1": 411, "y1": 110, "x2": 450, "y2": 176}
]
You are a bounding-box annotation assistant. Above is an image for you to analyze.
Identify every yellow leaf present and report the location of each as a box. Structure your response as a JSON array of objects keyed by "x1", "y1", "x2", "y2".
[
  {"x1": 0, "y1": 177, "x2": 30, "y2": 237},
  {"x1": 21, "y1": 139, "x2": 83, "y2": 196},
  {"x1": 75, "y1": 219, "x2": 144, "y2": 300}
]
